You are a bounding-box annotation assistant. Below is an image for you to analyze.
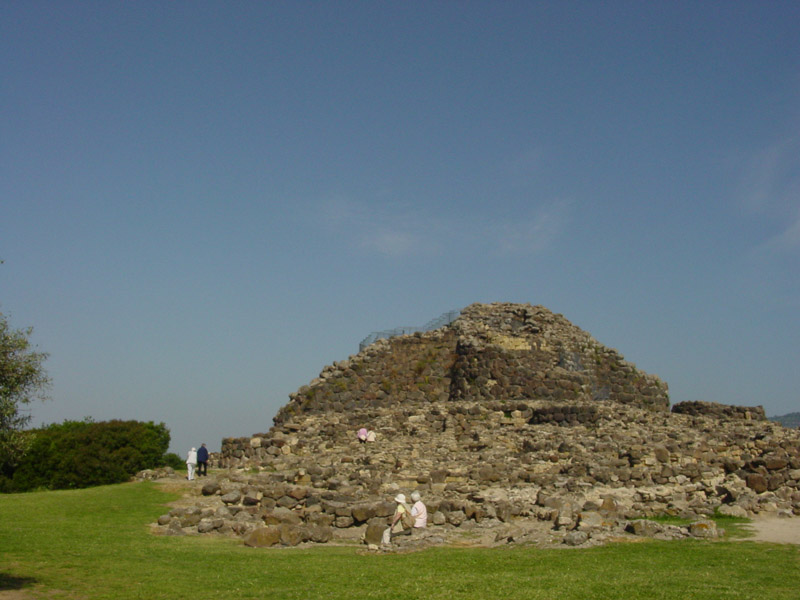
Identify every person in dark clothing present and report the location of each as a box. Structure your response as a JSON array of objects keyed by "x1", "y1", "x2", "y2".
[{"x1": 196, "y1": 443, "x2": 209, "y2": 477}]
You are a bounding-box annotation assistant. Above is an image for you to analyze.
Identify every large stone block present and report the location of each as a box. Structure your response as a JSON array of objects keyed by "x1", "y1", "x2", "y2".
[
  {"x1": 746, "y1": 473, "x2": 768, "y2": 494},
  {"x1": 221, "y1": 491, "x2": 241, "y2": 505},
  {"x1": 627, "y1": 520, "x2": 664, "y2": 537},
  {"x1": 243, "y1": 526, "x2": 281, "y2": 547},
  {"x1": 265, "y1": 507, "x2": 302, "y2": 525},
  {"x1": 201, "y1": 481, "x2": 221, "y2": 496},
  {"x1": 352, "y1": 503, "x2": 377, "y2": 523},
  {"x1": 689, "y1": 520, "x2": 718, "y2": 538},
  {"x1": 364, "y1": 523, "x2": 385, "y2": 545},
  {"x1": 717, "y1": 504, "x2": 748, "y2": 518},
  {"x1": 280, "y1": 524, "x2": 305, "y2": 546},
  {"x1": 306, "y1": 525, "x2": 333, "y2": 543},
  {"x1": 197, "y1": 519, "x2": 219, "y2": 534}
]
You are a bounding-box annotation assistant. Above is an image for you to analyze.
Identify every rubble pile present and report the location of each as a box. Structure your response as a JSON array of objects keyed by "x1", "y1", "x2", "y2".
[{"x1": 150, "y1": 303, "x2": 800, "y2": 548}]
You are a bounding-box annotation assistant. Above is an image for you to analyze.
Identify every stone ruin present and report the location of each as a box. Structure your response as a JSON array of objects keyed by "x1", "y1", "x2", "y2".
[{"x1": 151, "y1": 303, "x2": 800, "y2": 549}]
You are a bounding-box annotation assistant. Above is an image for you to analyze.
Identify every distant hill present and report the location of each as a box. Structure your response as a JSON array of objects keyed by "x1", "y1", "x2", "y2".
[{"x1": 770, "y1": 412, "x2": 800, "y2": 428}]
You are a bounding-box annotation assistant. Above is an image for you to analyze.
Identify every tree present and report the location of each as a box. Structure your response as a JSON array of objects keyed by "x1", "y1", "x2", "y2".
[
  {"x1": 0, "y1": 312, "x2": 50, "y2": 475},
  {"x1": 3, "y1": 419, "x2": 174, "y2": 492}
]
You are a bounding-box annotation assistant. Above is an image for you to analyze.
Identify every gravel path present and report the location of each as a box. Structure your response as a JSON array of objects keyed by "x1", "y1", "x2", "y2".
[{"x1": 744, "y1": 516, "x2": 800, "y2": 545}]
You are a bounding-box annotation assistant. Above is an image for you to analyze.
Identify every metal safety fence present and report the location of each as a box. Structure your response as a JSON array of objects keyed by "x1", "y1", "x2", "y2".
[{"x1": 358, "y1": 309, "x2": 461, "y2": 352}]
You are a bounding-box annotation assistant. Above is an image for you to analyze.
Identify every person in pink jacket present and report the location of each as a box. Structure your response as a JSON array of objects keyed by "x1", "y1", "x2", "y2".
[{"x1": 411, "y1": 491, "x2": 427, "y2": 528}]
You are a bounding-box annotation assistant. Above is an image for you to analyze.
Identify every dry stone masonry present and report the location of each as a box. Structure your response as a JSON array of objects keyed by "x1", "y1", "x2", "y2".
[{"x1": 151, "y1": 303, "x2": 800, "y2": 549}]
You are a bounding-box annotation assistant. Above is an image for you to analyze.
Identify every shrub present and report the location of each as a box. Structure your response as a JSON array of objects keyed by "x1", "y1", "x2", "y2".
[
  {"x1": 0, "y1": 419, "x2": 173, "y2": 492},
  {"x1": 161, "y1": 452, "x2": 185, "y2": 471}
]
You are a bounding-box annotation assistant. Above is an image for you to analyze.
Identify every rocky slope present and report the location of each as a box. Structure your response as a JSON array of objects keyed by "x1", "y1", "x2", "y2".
[{"x1": 149, "y1": 303, "x2": 800, "y2": 549}]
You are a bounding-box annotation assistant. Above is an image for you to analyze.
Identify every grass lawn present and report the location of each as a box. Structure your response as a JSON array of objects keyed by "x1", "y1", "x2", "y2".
[{"x1": 1, "y1": 482, "x2": 798, "y2": 599}]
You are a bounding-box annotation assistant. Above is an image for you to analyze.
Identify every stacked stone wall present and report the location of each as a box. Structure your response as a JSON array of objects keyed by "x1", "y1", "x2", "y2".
[
  {"x1": 448, "y1": 303, "x2": 668, "y2": 410},
  {"x1": 448, "y1": 342, "x2": 667, "y2": 409},
  {"x1": 169, "y1": 399, "x2": 800, "y2": 546},
  {"x1": 273, "y1": 330, "x2": 457, "y2": 426},
  {"x1": 526, "y1": 402, "x2": 600, "y2": 425},
  {"x1": 672, "y1": 400, "x2": 766, "y2": 421}
]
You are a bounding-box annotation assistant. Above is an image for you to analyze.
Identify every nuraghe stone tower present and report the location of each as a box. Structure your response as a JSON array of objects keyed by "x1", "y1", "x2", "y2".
[
  {"x1": 157, "y1": 303, "x2": 799, "y2": 548},
  {"x1": 275, "y1": 302, "x2": 669, "y2": 422}
]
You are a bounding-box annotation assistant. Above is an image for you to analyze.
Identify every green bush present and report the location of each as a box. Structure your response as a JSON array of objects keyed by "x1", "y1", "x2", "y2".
[
  {"x1": 161, "y1": 452, "x2": 185, "y2": 471},
  {"x1": 0, "y1": 419, "x2": 172, "y2": 492}
]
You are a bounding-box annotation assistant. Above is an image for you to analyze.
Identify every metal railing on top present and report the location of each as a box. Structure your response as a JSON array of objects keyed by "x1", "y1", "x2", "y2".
[{"x1": 358, "y1": 309, "x2": 461, "y2": 352}]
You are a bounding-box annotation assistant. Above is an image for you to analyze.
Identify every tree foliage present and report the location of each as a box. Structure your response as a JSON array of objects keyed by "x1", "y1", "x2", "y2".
[
  {"x1": 162, "y1": 452, "x2": 186, "y2": 471},
  {"x1": 0, "y1": 312, "x2": 50, "y2": 474},
  {"x1": 0, "y1": 419, "x2": 174, "y2": 492}
]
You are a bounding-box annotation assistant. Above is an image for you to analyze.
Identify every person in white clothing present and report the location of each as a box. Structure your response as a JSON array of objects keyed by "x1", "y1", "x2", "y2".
[
  {"x1": 186, "y1": 447, "x2": 198, "y2": 480},
  {"x1": 410, "y1": 491, "x2": 427, "y2": 529}
]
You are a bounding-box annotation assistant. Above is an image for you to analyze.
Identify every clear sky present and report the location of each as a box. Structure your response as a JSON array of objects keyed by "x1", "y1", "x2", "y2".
[{"x1": 2, "y1": 2, "x2": 798, "y2": 456}]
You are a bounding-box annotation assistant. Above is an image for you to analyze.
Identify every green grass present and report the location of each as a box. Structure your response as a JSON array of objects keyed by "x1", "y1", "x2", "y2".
[
  {"x1": 649, "y1": 511, "x2": 755, "y2": 539},
  {"x1": 1, "y1": 483, "x2": 798, "y2": 599}
]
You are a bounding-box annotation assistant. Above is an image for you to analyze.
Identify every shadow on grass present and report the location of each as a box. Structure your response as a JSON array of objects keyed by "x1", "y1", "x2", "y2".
[{"x1": 0, "y1": 572, "x2": 38, "y2": 591}]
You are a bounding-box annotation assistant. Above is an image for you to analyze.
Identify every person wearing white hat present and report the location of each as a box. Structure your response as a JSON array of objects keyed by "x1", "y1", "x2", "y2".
[
  {"x1": 381, "y1": 493, "x2": 412, "y2": 545},
  {"x1": 186, "y1": 447, "x2": 198, "y2": 481}
]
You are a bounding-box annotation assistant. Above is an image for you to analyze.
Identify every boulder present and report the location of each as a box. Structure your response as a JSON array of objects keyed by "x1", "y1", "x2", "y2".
[
  {"x1": 280, "y1": 524, "x2": 305, "y2": 546},
  {"x1": 563, "y1": 530, "x2": 590, "y2": 546},
  {"x1": 306, "y1": 525, "x2": 333, "y2": 543},
  {"x1": 242, "y1": 493, "x2": 260, "y2": 506},
  {"x1": 689, "y1": 520, "x2": 719, "y2": 538},
  {"x1": 264, "y1": 507, "x2": 302, "y2": 525},
  {"x1": 495, "y1": 501, "x2": 512, "y2": 523},
  {"x1": 221, "y1": 491, "x2": 242, "y2": 505},
  {"x1": 179, "y1": 514, "x2": 201, "y2": 527},
  {"x1": 654, "y1": 446, "x2": 670, "y2": 464},
  {"x1": 447, "y1": 510, "x2": 466, "y2": 526},
  {"x1": 745, "y1": 474, "x2": 768, "y2": 494},
  {"x1": 716, "y1": 504, "x2": 748, "y2": 518},
  {"x1": 626, "y1": 520, "x2": 664, "y2": 538},
  {"x1": 352, "y1": 503, "x2": 377, "y2": 523},
  {"x1": 335, "y1": 516, "x2": 355, "y2": 528},
  {"x1": 201, "y1": 481, "x2": 220, "y2": 496},
  {"x1": 197, "y1": 519, "x2": 221, "y2": 534},
  {"x1": 364, "y1": 523, "x2": 385, "y2": 545},
  {"x1": 243, "y1": 526, "x2": 281, "y2": 547},
  {"x1": 167, "y1": 519, "x2": 186, "y2": 536},
  {"x1": 577, "y1": 511, "x2": 617, "y2": 531},
  {"x1": 765, "y1": 457, "x2": 789, "y2": 471}
]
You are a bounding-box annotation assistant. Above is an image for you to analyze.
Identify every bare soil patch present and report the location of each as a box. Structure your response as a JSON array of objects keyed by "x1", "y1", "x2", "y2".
[{"x1": 743, "y1": 516, "x2": 800, "y2": 545}]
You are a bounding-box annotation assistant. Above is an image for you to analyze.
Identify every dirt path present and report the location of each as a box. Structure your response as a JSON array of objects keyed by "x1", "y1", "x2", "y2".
[{"x1": 743, "y1": 516, "x2": 800, "y2": 545}]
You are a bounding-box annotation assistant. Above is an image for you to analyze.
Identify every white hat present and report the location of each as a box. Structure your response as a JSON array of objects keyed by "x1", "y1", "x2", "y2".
[{"x1": 394, "y1": 493, "x2": 406, "y2": 503}]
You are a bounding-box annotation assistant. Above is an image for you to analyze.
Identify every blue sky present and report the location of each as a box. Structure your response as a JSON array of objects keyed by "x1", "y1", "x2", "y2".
[{"x1": 2, "y1": 2, "x2": 798, "y2": 455}]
